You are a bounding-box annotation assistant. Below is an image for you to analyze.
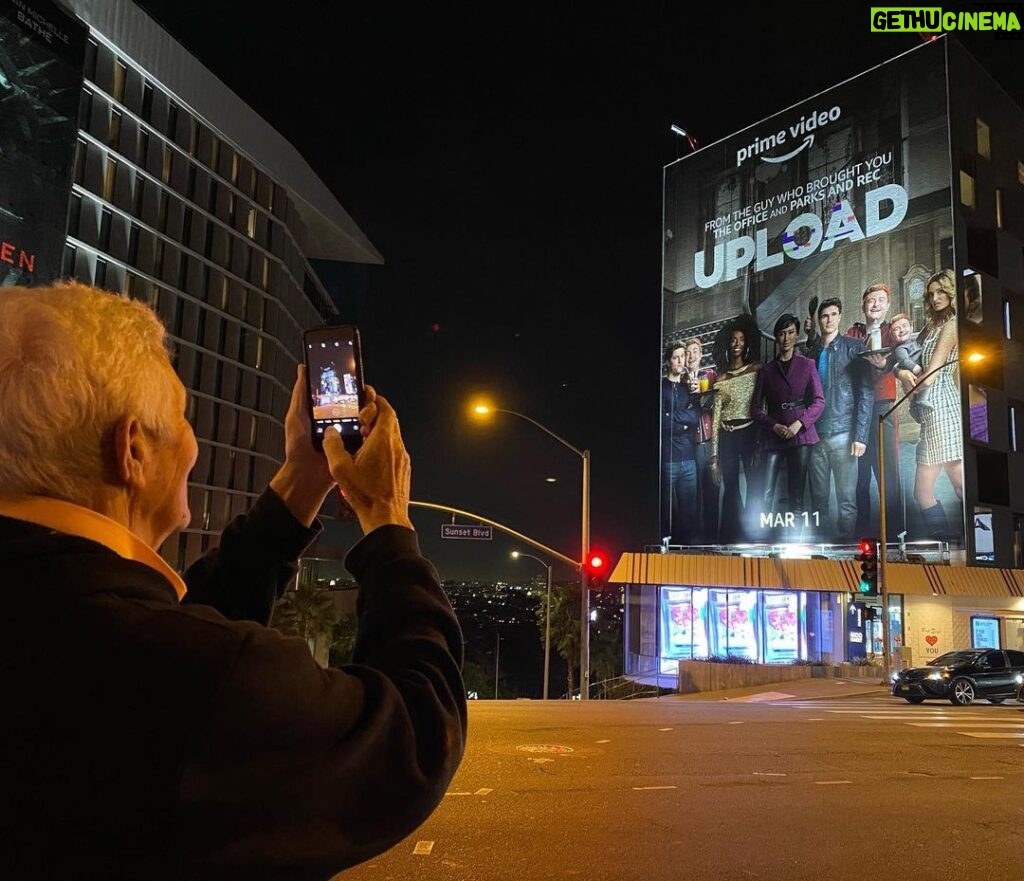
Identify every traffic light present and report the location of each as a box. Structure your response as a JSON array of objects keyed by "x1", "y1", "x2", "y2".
[
  {"x1": 583, "y1": 549, "x2": 611, "y2": 589},
  {"x1": 857, "y1": 538, "x2": 879, "y2": 597}
]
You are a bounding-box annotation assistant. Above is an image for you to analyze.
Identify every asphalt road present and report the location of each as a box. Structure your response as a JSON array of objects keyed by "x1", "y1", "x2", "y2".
[{"x1": 336, "y1": 695, "x2": 1024, "y2": 881}]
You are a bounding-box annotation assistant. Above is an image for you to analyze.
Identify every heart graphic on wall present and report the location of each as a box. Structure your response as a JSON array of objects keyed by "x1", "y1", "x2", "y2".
[{"x1": 920, "y1": 626, "x2": 945, "y2": 655}]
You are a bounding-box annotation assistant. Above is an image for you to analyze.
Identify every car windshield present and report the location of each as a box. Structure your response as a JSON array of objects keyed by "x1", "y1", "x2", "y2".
[{"x1": 929, "y1": 651, "x2": 981, "y2": 667}]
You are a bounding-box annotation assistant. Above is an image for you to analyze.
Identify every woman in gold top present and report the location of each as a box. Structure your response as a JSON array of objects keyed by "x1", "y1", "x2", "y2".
[{"x1": 710, "y1": 316, "x2": 763, "y2": 543}]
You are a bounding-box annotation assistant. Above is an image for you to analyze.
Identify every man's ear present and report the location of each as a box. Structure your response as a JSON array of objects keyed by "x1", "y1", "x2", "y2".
[{"x1": 111, "y1": 415, "x2": 148, "y2": 488}]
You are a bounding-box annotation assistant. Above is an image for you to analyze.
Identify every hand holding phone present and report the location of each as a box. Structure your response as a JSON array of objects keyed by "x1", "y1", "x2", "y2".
[{"x1": 302, "y1": 324, "x2": 366, "y2": 452}]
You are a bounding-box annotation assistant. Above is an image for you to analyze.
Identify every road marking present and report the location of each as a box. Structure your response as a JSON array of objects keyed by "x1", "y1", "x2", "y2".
[
  {"x1": 658, "y1": 727, "x2": 673, "y2": 732},
  {"x1": 806, "y1": 718, "x2": 826, "y2": 721},
  {"x1": 527, "y1": 757, "x2": 554, "y2": 764},
  {"x1": 908, "y1": 722, "x2": 1024, "y2": 728},
  {"x1": 445, "y1": 792, "x2": 474, "y2": 796},
  {"x1": 753, "y1": 772, "x2": 787, "y2": 777},
  {"x1": 596, "y1": 739, "x2": 611, "y2": 743},
  {"x1": 815, "y1": 780, "x2": 852, "y2": 785},
  {"x1": 728, "y1": 721, "x2": 745, "y2": 725},
  {"x1": 474, "y1": 788, "x2": 493, "y2": 795},
  {"x1": 970, "y1": 776, "x2": 1005, "y2": 780},
  {"x1": 632, "y1": 785, "x2": 677, "y2": 791},
  {"x1": 958, "y1": 732, "x2": 1024, "y2": 739},
  {"x1": 413, "y1": 841, "x2": 434, "y2": 855}
]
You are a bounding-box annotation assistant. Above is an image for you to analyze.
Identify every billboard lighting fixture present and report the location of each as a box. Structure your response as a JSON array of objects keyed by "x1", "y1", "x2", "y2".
[{"x1": 670, "y1": 124, "x2": 698, "y2": 151}]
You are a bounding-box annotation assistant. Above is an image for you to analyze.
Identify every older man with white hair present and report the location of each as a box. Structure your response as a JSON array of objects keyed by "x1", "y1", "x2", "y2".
[{"x1": 0, "y1": 281, "x2": 466, "y2": 881}]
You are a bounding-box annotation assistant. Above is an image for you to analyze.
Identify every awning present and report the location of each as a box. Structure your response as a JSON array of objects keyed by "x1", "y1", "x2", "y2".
[{"x1": 609, "y1": 553, "x2": 1024, "y2": 598}]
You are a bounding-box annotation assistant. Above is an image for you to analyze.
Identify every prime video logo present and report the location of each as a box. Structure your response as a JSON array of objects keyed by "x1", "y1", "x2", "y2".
[{"x1": 735, "y1": 105, "x2": 842, "y2": 168}]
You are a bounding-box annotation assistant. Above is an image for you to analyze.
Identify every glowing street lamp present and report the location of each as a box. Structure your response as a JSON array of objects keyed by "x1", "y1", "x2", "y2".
[{"x1": 471, "y1": 402, "x2": 593, "y2": 700}]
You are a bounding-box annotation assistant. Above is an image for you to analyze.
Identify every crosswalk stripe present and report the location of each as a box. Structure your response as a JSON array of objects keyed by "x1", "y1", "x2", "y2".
[
  {"x1": 907, "y1": 722, "x2": 1024, "y2": 728},
  {"x1": 957, "y1": 732, "x2": 1024, "y2": 738}
]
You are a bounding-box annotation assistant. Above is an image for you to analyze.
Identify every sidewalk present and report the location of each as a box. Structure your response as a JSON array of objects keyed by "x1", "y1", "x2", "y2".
[{"x1": 662, "y1": 676, "x2": 891, "y2": 703}]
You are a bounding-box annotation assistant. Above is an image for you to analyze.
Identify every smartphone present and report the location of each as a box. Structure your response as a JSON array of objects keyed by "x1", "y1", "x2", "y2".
[{"x1": 303, "y1": 324, "x2": 365, "y2": 452}]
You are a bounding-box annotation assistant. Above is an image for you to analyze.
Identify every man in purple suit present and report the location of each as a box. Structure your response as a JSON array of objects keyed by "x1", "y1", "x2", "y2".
[{"x1": 751, "y1": 314, "x2": 825, "y2": 530}]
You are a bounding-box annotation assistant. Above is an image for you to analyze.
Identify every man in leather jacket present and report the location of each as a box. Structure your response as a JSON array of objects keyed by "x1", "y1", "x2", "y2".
[{"x1": 804, "y1": 297, "x2": 873, "y2": 541}]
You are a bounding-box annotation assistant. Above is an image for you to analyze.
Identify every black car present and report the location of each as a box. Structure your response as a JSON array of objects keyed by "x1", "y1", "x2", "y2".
[{"x1": 891, "y1": 649, "x2": 1024, "y2": 705}]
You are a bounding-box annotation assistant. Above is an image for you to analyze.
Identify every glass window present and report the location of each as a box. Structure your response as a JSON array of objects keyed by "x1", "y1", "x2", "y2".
[
  {"x1": 969, "y1": 385, "x2": 989, "y2": 442},
  {"x1": 960, "y1": 170, "x2": 975, "y2": 209},
  {"x1": 102, "y1": 156, "x2": 117, "y2": 202},
  {"x1": 210, "y1": 136, "x2": 221, "y2": 172},
  {"x1": 133, "y1": 174, "x2": 145, "y2": 217},
  {"x1": 1011, "y1": 405, "x2": 1019, "y2": 453},
  {"x1": 1018, "y1": 160, "x2": 1024, "y2": 186},
  {"x1": 1005, "y1": 300, "x2": 1013, "y2": 341},
  {"x1": 167, "y1": 104, "x2": 179, "y2": 141},
  {"x1": 73, "y1": 138, "x2": 87, "y2": 185},
  {"x1": 973, "y1": 506, "x2": 994, "y2": 562},
  {"x1": 230, "y1": 153, "x2": 239, "y2": 185},
  {"x1": 108, "y1": 109, "x2": 122, "y2": 149},
  {"x1": 112, "y1": 60, "x2": 127, "y2": 103},
  {"x1": 67, "y1": 193, "x2": 81, "y2": 239},
  {"x1": 996, "y1": 188, "x2": 1003, "y2": 229},
  {"x1": 188, "y1": 119, "x2": 198, "y2": 157},
  {"x1": 99, "y1": 208, "x2": 112, "y2": 251},
  {"x1": 964, "y1": 273, "x2": 982, "y2": 324},
  {"x1": 246, "y1": 208, "x2": 257, "y2": 239},
  {"x1": 976, "y1": 119, "x2": 990, "y2": 159},
  {"x1": 983, "y1": 650, "x2": 1006, "y2": 668},
  {"x1": 162, "y1": 143, "x2": 172, "y2": 184},
  {"x1": 141, "y1": 82, "x2": 154, "y2": 122},
  {"x1": 1015, "y1": 516, "x2": 1024, "y2": 567},
  {"x1": 95, "y1": 257, "x2": 108, "y2": 289},
  {"x1": 1007, "y1": 650, "x2": 1024, "y2": 667}
]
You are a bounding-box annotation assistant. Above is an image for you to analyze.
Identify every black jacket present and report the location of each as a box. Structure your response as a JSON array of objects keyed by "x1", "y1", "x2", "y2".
[
  {"x1": 1, "y1": 490, "x2": 466, "y2": 881},
  {"x1": 804, "y1": 333, "x2": 873, "y2": 445}
]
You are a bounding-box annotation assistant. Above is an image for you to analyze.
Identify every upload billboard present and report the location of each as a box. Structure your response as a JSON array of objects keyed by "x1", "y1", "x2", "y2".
[{"x1": 660, "y1": 41, "x2": 964, "y2": 552}]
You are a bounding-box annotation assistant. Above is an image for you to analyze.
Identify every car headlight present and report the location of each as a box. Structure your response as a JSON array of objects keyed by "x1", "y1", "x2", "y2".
[
  {"x1": 1015, "y1": 674, "x2": 1023, "y2": 685},
  {"x1": 927, "y1": 671, "x2": 945, "y2": 680}
]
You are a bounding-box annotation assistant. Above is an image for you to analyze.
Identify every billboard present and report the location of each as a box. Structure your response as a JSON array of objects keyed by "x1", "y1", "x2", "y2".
[
  {"x1": 660, "y1": 41, "x2": 963, "y2": 552},
  {"x1": 0, "y1": 0, "x2": 86, "y2": 285}
]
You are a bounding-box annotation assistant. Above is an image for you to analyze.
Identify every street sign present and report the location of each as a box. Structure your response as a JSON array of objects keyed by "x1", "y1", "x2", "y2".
[{"x1": 440, "y1": 524, "x2": 493, "y2": 540}]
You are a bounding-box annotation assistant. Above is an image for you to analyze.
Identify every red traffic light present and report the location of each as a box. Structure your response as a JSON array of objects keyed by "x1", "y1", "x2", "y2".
[
  {"x1": 583, "y1": 550, "x2": 610, "y2": 577},
  {"x1": 859, "y1": 538, "x2": 877, "y2": 557}
]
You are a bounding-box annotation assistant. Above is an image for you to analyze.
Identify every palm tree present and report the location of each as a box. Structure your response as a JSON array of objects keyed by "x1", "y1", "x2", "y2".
[
  {"x1": 272, "y1": 583, "x2": 338, "y2": 661},
  {"x1": 537, "y1": 581, "x2": 580, "y2": 698}
]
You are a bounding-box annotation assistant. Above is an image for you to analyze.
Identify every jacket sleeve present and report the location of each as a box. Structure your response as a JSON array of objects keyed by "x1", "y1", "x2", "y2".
[
  {"x1": 182, "y1": 489, "x2": 321, "y2": 625},
  {"x1": 852, "y1": 345, "x2": 874, "y2": 445},
  {"x1": 177, "y1": 525, "x2": 467, "y2": 880},
  {"x1": 801, "y1": 362, "x2": 826, "y2": 427}
]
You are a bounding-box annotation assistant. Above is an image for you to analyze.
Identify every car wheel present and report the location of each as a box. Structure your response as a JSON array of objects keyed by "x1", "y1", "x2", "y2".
[
  {"x1": 904, "y1": 697, "x2": 925, "y2": 704},
  {"x1": 949, "y1": 678, "x2": 976, "y2": 706},
  {"x1": 987, "y1": 698, "x2": 1006, "y2": 704}
]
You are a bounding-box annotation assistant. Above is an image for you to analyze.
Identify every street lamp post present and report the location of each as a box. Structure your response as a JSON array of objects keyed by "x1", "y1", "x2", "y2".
[
  {"x1": 877, "y1": 352, "x2": 980, "y2": 677},
  {"x1": 512, "y1": 550, "x2": 554, "y2": 700},
  {"x1": 473, "y1": 404, "x2": 592, "y2": 700}
]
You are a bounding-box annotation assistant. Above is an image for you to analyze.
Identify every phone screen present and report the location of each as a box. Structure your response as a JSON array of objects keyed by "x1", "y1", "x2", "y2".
[{"x1": 303, "y1": 325, "x2": 365, "y2": 451}]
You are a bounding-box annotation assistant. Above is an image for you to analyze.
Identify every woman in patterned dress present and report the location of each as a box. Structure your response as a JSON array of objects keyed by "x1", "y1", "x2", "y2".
[
  {"x1": 709, "y1": 316, "x2": 762, "y2": 543},
  {"x1": 905, "y1": 269, "x2": 962, "y2": 538}
]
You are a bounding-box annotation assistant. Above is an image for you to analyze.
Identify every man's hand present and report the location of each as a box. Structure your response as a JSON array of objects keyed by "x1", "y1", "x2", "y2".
[
  {"x1": 268, "y1": 365, "x2": 336, "y2": 526},
  {"x1": 866, "y1": 353, "x2": 887, "y2": 369},
  {"x1": 323, "y1": 386, "x2": 413, "y2": 534},
  {"x1": 851, "y1": 442, "x2": 867, "y2": 458}
]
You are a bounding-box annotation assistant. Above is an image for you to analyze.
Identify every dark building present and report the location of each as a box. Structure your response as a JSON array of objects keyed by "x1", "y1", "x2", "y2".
[{"x1": 0, "y1": 0, "x2": 382, "y2": 570}]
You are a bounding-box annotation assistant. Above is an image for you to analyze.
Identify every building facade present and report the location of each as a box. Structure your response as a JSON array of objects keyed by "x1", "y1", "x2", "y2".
[
  {"x1": 0, "y1": 0, "x2": 381, "y2": 570},
  {"x1": 620, "y1": 37, "x2": 1024, "y2": 682}
]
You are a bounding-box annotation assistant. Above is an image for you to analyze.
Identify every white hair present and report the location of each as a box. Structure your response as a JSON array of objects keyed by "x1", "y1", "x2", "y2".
[{"x1": 0, "y1": 281, "x2": 179, "y2": 505}]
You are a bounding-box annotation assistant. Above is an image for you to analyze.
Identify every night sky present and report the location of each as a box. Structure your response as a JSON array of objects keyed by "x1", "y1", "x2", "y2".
[{"x1": 132, "y1": 2, "x2": 1023, "y2": 581}]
